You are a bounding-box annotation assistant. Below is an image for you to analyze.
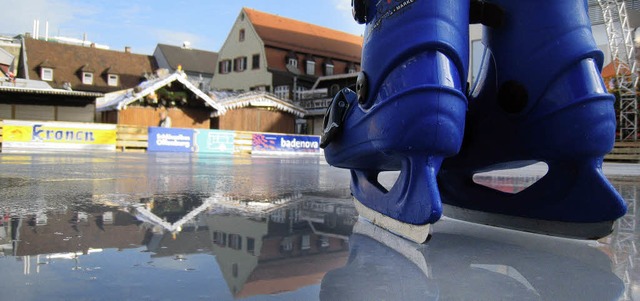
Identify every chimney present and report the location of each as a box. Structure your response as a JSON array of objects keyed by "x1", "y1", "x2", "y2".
[{"x1": 124, "y1": 46, "x2": 131, "y2": 53}]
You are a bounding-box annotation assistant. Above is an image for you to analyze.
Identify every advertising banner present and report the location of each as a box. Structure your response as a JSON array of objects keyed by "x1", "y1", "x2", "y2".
[
  {"x1": 147, "y1": 127, "x2": 195, "y2": 152},
  {"x1": 252, "y1": 133, "x2": 321, "y2": 155},
  {"x1": 2, "y1": 120, "x2": 117, "y2": 152},
  {"x1": 194, "y1": 129, "x2": 235, "y2": 154}
]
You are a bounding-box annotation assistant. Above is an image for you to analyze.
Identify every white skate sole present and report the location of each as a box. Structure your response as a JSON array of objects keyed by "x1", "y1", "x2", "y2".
[{"x1": 354, "y1": 197, "x2": 432, "y2": 244}]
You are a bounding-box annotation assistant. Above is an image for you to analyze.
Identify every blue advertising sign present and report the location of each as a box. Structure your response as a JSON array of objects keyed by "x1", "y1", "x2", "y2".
[
  {"x1": 148, "y1": 127, "x2": 195, "y2": 152},
  {"x1": 195, "y1": 129, "x2": 235, "y2": 154},
  {"x1": 252, "y1": 133, "x2": 321, "y2": 154}
]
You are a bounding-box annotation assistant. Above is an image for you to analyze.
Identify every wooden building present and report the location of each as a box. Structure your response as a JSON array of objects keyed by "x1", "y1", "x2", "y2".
[
  {"x1": 96, "y1": 70, "x2": 226, "y2": 128},
  {"x1": 211, "y1": 91, "x2": 307, "y2": 133}
]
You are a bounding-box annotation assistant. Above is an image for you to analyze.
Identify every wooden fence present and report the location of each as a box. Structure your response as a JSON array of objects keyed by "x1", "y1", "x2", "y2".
[{"x1": 116, "y1": 125, "x2": 148, "y2": 152}]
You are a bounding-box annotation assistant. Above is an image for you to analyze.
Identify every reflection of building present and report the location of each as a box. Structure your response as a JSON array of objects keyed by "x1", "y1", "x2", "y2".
[
  {"x1": 206, "y1": 194, "x2": 355, "y2": 298},
  {"x1": 11, "y1": 208, "x2": 144, "y2": 257}
]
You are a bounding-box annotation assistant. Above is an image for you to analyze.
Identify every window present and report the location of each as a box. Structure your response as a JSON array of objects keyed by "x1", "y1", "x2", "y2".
[
  {"x1": 218, "y1": 60, "x2": 232, "y2": 74},
  {"x1": 301, "y1": 235, "x2": 311, "y2": 250},
  {"x1": 306, "y1": 60, "x2": 315, "y2": 75},
  {"x1": 346, "y1": 62, "x2": 357, "y2": 74},
  {"x1": 213, "y1": 231, "x2": 227, "y2": 247},
  {"x1": 287, "y1": 58, "x2": 298, "y2": 68},
  {"x1": 325, "y1": 63, "x2": 334, "y2": 76},
  {"x1": 274, "y1": 85, "x2": 290, "y2": 100},
  {"x1": 41, "y1": 68, "x2": 53, "y2": 81},
  {"x1": 234, "y1": 57, "x2": 247, "y2": 72},
  {"x1": 247, "y1": 237, "x2": 255, "y2": 255},
  {"x1": 252, "y1": 54, "x2": 260, "y2": 69},
  {"x1": 239, "y1": 29, "x2": 245, "y2": 42},
  {"x1": 82, "y1": 72, "x2": 93, "y2": 85},
  {"x1": 107, "y1": 74, "x2": 119, "y2": 86},
  {"x1": 228, "y1": 234, "x2": 242, "y2": 250}
]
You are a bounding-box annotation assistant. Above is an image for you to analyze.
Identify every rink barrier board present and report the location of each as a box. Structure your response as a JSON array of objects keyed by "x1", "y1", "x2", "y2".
[{"x1": 0, "y1": 120, "x2": 632, "y2": 159}]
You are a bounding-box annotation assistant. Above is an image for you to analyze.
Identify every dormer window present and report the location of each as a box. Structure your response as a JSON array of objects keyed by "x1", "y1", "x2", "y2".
[
  {"x1": 82, "y1": 72, "x2": 94, "y2": 85},
  {"x1": 41, "y1": 67, "x2": 53, "y2": 81},
  {"x1": 325, "y1": 63, "x2": 334, "y2": 76},
  {"x1": 288, "y1": 58, "x2": 298, "y2": 68},
  {"x1": 286, "y1": 51, "x2": 298, "y2": 68},
  {"x1": 305, "y1": 55, "x2": 315, "y2": 75},
  {"x1": 107, "y1": 74, "x2": 119, "y2": 86},
  {"x1": 324, "y1": 58, "x2": 334, "y2": 76},
  {"x1": 347, "y1": 62, "x2": 357, "y2": 74}
]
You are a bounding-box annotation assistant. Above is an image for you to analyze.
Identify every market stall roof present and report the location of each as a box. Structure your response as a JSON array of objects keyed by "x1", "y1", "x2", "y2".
[
  {"x1": 96, "y1": 70, "x2": 226, "y2": 113},
  {"x1": 0, "y1": 78, "x2": 103, "y2": 97},
  {"x1": 210, "y1": 90, "x2": 307, "y2": 118}
]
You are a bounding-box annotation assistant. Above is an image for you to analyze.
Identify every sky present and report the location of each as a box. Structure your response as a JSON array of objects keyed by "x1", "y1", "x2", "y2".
[{"x1": 2, "y1": 0, "x2": 365, "y2": 55}]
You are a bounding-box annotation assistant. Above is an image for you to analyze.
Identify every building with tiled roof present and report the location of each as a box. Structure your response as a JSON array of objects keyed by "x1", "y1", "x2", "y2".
[
  {"x1": 17, "y1": 38, "x2": 157, "y2": 93},
  {"x1": 153, "y1": 43, "x2": 218, "y2": 92},
  {"x1": 211, "y1": 8, "x2": 362, "y2": 101}
]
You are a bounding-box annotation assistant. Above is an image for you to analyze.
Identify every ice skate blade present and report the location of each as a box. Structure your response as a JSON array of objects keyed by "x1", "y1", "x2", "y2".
[
  {"x1": 443, "y1": 204, "x2": 614, "y2": 240},
  {"x1": 354, "y1": 197, "x2": 431, "y2": 244}
]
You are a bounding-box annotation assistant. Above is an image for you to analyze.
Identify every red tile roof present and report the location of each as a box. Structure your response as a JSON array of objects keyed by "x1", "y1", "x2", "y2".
[
  {"x1": 22, "y1": 38, "x2": 157, "y2": 93},
  {"x1": 243, "y1": 8, "x2": 363, "y2": 63}
]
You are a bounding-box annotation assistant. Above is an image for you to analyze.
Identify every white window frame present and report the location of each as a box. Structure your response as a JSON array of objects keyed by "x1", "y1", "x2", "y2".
[
  {"x1": 41, "y1": 68, "x2": 53, "y2": 81},
  {"x1": 306, "y1": 60, "x2": 315, "y2": 75},
  {"x1": 107, "y1": 74, "x2": 119, "y2": 86},
  {"x1": 325, "y1": 63, "x2": 334, "y2": 76},
  {"x1": 220, "y1": 60, "x2": 232, "y2": 74},
  {"x1": 82, "y1": 72, "x2": 94, "y2": 85},
  {"x1": 287, "y1": 58, "x2": 298, "y2": 68},
  {"x1": 274, "y1": 85, "x2": 290, "y2": 100},
  {"x1": 235, "y1": 57, "x2": 247, "y2": 72}
]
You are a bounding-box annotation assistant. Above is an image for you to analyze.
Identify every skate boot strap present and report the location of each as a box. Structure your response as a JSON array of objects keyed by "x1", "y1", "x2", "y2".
[{"x1": 470, "y1": 0, "x2": 504, "y2": 28}]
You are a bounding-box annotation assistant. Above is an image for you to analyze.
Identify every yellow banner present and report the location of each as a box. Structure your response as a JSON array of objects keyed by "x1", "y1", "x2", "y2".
[
  {"x1": 3, "y1": 122, "x2": 116, "y2": 145},
  {"x1": 3, "y1": 120, "x2": 116, "y2": 149}
]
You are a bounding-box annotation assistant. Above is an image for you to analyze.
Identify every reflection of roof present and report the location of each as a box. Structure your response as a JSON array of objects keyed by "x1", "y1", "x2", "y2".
[
  {"x1": 134, "y1": 196, "x2": 218, "y2": 233},
  {"x1": 15, "y1": 210, "x2": 144, "y2": 256},
  {"x1": 210, "y1": 91, "x2": 307, "y2": 118},
  {"x1": 96, "y1": 71, "x2": 226, "y2": 112},
  {"x1": 236, "y1": 251, "x2": 348, "y2": 298}
]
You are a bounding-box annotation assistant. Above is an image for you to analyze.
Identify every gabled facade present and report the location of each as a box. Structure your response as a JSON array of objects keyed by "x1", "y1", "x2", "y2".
[
  {"x1": 17, "y1": 37, "x2": 157, "y2": 93},
  {"x1": 153, "y1": 43, "x2": 218, "y2": 92},
  {"x1": 97, "y1": 70, "x2": 225, "y2": 129},
  {"x1": 211, "y1": 8, "x2": 362, "y2": 101}
]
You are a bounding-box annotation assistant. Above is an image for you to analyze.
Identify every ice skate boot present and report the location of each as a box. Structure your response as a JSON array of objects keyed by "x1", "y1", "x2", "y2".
[
  {"x1": 438, "y1": 0, "x2": 627, "y2": 239},
  {"x1": 320, "y1": 0, "x2": 470, "y2": 243}
]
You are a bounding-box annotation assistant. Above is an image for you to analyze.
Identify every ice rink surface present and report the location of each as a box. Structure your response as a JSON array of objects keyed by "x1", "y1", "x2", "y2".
[{"x1": 0, "y1": 152, "x2": 637, "y2": 300}]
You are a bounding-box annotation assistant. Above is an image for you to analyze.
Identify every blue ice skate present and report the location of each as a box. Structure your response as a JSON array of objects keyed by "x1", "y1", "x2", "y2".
[
  {"x1": 321, "y1": 0, "x2": 469, "y2": 243},
  {"x1": 438, "y1": 0, "x2": 627, "y2": 239}
]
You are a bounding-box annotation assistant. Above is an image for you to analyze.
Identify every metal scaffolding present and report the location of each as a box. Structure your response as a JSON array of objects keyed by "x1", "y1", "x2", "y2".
[{"x1": 596, "y1": 0, "x2": 639, "y2": 141}]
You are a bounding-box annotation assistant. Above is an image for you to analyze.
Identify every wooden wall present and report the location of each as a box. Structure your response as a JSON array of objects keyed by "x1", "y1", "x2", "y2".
[
  {"x1": 217, "y1": 107, "x2": 295, "y2": 133},
  {"x1": 112, "y1": 106, "x2": 211, "y2": 129}
]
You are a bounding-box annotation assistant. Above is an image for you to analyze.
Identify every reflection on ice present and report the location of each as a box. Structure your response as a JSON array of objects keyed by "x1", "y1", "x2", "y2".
[
  {"x1": 0, "y1": 153, "x2": 637, "y2": 300},
  {"x1": 321, "y1": 218, "x2": 625, "y2": 301}
]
